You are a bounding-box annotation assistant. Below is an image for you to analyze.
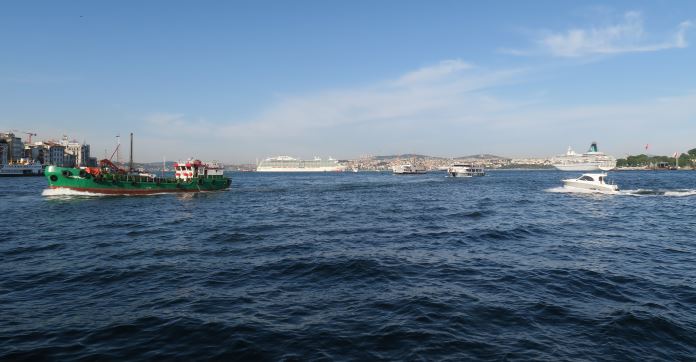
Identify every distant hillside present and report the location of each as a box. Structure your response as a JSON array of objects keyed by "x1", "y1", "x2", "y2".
[
  {"x1": 372, "y1": 154, "x2": 448, "y2": 161},
  {"x1": 454, "y1": 154, "x2": 510, "y2": 160}
]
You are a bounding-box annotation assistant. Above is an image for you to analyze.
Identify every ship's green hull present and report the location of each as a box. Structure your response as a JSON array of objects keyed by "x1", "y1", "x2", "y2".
[{"x1": 44, "y1": 166, "x2": 231, "y2": 195}]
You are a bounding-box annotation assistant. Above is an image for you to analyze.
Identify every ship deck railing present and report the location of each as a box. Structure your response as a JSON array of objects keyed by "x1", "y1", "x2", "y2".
[{"x1": 97, "y1": 174, "x2": 225, "y2": 184}]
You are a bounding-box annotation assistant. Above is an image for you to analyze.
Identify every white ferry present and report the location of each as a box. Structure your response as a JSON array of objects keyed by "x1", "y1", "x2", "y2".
[
  {"x1": 0, "y1": 161, "x2": 43, "y2": 176},
  {"x1": 551, "y1": 142, "x2": 616, "y2": 171},
  {"x1": 393, "y1": 163, "x2": 427, "y2": 175},
  {"x1": 447, "y1": 164, "x2": 485, "y2": 177},
  {"x1": 256, "y1": 156, "x2": 346, "y2": 172}
]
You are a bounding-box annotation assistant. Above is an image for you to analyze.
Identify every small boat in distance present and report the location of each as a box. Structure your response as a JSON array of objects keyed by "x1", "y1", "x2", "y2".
[
  {"x1": 562, "y1": 173, "x2": 619, "y2": 192},
  {"x1": 392, "y1": 163, "x2": 427, "y2": 175},
  {"x1": 447, "y1": 164, "x2": 485, "y2": 177}
]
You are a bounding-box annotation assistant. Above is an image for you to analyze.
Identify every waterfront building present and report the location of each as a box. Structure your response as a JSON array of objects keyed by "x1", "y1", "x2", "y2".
[
  {"x1": 0, "y1": 133, "x2": 23, "y2": 162},
  {"x1": 65, "y1": 141, "x2": 90, "y2": 166},
  {"x1": 29, "y1": 143, "x2": 50, "y2": 165},
  {"x1": 0, "y1": 143, "x2": 8, "y2": 165},
  {"x1": 48, "y1": 144, "x2": 65, "y2": 166},
  {"x1": 63, "y1": 153, "x2": 76, "y2": 168}
]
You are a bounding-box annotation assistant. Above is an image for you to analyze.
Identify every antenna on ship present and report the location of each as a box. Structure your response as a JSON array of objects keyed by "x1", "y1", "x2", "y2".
[
  {"x1": 116, "y1": 134, "x2": 121, "y2": 164},
  {"x1": 129, "y1": 132, "x2": 134, "y2": 173}
]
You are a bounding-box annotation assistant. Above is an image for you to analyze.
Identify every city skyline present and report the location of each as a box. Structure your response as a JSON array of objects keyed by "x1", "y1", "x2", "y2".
[{"x1": 2, "y1": 1, "x2": 695, "y2": 163}]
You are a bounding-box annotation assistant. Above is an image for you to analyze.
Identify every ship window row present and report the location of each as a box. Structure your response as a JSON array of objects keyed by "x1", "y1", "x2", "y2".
[{"x1": 260, "y1": 161, "x2": 336, "y2": 167}]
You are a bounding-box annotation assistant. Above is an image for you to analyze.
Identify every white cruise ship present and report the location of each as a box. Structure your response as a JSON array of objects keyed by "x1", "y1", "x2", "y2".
[
  {"x1": 551, "y1": 142, "x2": 616, "y2": 171},
  {"x1": 256, "y1": 156, "x2": 346, "y2": 172}
]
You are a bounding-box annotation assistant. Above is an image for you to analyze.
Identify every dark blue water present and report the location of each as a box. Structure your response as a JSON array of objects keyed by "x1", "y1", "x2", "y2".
[{"x1": 2, "y1": 171, "x2": 696, "y2": 360}]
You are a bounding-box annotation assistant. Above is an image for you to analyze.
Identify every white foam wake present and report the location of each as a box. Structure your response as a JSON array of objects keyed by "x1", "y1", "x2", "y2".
[
  {"x1": 42, "y1": 188, "x2": 108, "y2": 197},
  {"x1": 546, "y1": 187, "x2": 696, "y2": 197},
  {"x1": 621, "y1": 189, "x2": 696, "y2": 197},
  {"x1": 663, "y1": 190, "x2": 696, "y2": 197},
  {"x1": 545, "y1": 187, "x2": 618, "y2": 195}
]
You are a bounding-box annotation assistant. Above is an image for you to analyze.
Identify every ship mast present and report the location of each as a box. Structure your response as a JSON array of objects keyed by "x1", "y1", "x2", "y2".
[
  {"x1": 129, "y1": 132, "x2": 134, "y2": 172},
  {"x1": 116, "y1": 134, "x2": 121, "y2": 164}
]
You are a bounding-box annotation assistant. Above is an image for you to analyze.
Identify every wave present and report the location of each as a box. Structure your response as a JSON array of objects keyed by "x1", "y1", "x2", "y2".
[
  {"x1": 253, "y1": 256, "x2": 402, "y2": 283},
  {"x1": 662, "y1": 190, "x2": 696, "y2": 197},
  {"x1": 477, "y1": 225, "x2": 548, "y2": 241},
  {"x1": 621, "y1": 189, "x2": 696, "y2": 197}
]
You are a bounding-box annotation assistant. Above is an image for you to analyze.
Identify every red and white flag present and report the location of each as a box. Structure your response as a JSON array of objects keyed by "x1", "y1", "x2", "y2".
[{"x1": 673, "y1": 152, "x2": 678, "y2": 158}]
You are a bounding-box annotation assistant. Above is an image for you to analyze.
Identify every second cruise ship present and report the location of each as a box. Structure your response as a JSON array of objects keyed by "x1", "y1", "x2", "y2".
[{"x1": 551, "y1": 142, "x2": 617, "y2": 171}]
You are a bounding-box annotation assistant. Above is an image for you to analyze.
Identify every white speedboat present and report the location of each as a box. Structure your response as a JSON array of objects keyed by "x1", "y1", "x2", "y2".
[
  {"x1": 447, "y1": 164, "x2": 485, "y2": 177},
  {"x1": 562, "y1": 173, "x2": 619, "y2": 192},
  {"x1": 393, "y1": 163, "x2": 427, "y2": 175}
]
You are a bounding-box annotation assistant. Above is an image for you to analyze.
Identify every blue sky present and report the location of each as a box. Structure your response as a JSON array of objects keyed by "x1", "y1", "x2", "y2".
[{"x1": 1, "y1": 1, "x2": 695, "y2": 162}]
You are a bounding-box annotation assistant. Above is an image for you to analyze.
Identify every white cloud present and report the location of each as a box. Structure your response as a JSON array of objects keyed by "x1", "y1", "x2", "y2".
[
  {"x1": 394, "y1": 59, "x2": 472, "y2": 85},
  {"x1": 510, "y1": 11, "x2": 692, "y2": 57}
]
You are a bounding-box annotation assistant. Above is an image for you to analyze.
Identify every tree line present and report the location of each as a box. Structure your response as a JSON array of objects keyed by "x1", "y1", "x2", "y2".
[{"x1": 616, "y1": 148, "x2": 696, "y2": 168}]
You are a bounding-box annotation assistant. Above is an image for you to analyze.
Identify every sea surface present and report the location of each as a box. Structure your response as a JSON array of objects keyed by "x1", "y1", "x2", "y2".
[{"x1": 1, "y1": 170, "x2": 696, "y2": 360}]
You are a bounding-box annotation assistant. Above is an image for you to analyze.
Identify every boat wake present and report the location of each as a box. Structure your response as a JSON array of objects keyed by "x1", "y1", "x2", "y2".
[
  {"x1": 545, "y1": 187, "x2": 619, "y2": 195},
  {"x1": 546, "y1": 187, "x2": 696, "y2": 197},
  {"x1": 42, "y1": 188, "x2": 109, "y2": 197},
  {"x1": 621, "y1": 189, "x2": 696, "y2": 197}
]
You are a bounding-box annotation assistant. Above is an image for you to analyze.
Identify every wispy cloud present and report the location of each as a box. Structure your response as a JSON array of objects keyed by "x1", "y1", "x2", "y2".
[
  {"x1": 394, "y1": 59, "x2": 472, "y2": 85},
  {"x1": 506, "y1": 11, "x2": 692, "y2": 58},
  {"x1": 220, "y1": 61, "x2": 529, "y2": 140},
  {"x1": 142, "y1": 60, "x2": 532, "y2": 160},
  {"x1": 143, "y1": 112, "x2": 213, "y2": 138},
  {"x1": 142, "y1": 60, "x2": 696, "y2": 162}
]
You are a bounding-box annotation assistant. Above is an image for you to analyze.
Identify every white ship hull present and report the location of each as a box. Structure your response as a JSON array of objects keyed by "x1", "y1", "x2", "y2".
[
  {"x1": 562, "y1": 173, "x2": 619, "y2": 192},
  {"x1": 448, "y1": 171, "x2": 485, "y2": 177},
  {"x1": 562, "y1": 179, "x2": 618, "y2": 192},
  {"x1": 446, "y1": 164, "x2": 485, "y2": 177},
  {"x1": 0, "y1": 164, "x2": 43, "y2": 176},
  {"x1": 393, "y1": 170, "x2": 427, "y2": 175},
  {"x1": 553, "y1": 162, "x2": 616, "y2": 171},
  {"x1": 553, "y1": 163, "x2": 602, "y2": 171},
  {"x1": 257, "y1": 166, "x2": 345, "y2": 172},
  {"x1": 392, "y1": 164, "x2": 427, "y2": 174}
]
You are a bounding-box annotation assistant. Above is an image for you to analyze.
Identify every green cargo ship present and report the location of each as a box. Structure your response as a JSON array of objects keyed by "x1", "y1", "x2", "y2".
[{"x1": 45, "y1": 159, "x2": 231, "y2": 195}]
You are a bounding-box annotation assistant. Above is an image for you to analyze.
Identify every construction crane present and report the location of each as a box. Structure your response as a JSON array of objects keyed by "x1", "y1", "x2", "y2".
[{"x1": 22, "y1": 131, "x2": 37, "y2": 143}]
